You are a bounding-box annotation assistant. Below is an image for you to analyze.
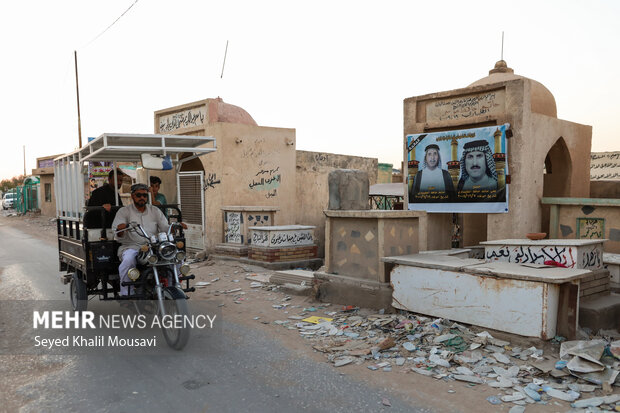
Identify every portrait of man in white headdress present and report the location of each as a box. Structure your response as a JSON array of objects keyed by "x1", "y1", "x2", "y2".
[{"x1": 409, "y1": 143, "x2": 455, "y2": 202}]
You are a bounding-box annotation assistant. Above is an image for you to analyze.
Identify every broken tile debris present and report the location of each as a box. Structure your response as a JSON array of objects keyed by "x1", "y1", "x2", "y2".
[
  {"x1": 193, "y1": 265, "x2": 618, "y2": 409},
  {"x1": 267, "y1": 308, "x2": 620, "y2": 409}
]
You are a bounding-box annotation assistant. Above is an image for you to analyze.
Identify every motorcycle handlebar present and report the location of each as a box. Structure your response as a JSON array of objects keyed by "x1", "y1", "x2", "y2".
[{"x1": 114, "y1": 222, "x2": 149, "y2": 239}]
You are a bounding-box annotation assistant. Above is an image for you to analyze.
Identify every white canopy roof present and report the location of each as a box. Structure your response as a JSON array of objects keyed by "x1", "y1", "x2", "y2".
[
  {"x1": 55, "y1": 133, "x2": 216, "y2": 163},
  {"x1": 53, "y1": 133, "x2": 216, "y2": 221}
]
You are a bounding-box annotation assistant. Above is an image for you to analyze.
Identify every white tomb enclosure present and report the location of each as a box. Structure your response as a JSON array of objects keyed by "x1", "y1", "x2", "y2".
[
  {"x1": 384, "y1": 253, "x2": 601, "y2": 339},
  {"x1": 481, "y1": 239, "x2": 605, "y2": 270}
]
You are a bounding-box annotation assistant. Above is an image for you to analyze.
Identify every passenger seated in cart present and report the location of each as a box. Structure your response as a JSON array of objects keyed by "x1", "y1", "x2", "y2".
[
  {"x1": 112, "y1": 183, "x2": 187, "y2": 296},
  {"x1": 149, "y1": 175, "x2": 168, "y2": 218},
  {"x1": 88, "y1": 169, "x2": 126, "y2": 211},
  {"x1": 149, "y1": 176, "x2": 167, "y2": 206}
]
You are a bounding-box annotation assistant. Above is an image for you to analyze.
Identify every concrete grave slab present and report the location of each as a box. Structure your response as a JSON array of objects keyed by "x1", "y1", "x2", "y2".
[{"x1": 382, "y1": 254, "x2": 484, "y2": 272}]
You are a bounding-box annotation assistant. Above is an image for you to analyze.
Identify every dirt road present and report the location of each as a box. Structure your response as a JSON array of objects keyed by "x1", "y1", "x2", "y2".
[{"x1": 1, "y1": 212, "x2": 613, "y2": 412}]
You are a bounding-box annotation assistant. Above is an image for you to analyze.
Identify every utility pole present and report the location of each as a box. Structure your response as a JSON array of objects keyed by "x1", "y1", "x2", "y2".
[
  {"x1": 23, "y1": 145, "x2": 26, "y2": 177},
  {"x1": 74, "y1": 51, "x2": 82, "y2": 148}
]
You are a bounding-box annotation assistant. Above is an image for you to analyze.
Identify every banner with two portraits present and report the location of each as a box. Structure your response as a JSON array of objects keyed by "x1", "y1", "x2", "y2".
[{"x1": 406, "y1": 124, "x2": 509, "y2": 213}]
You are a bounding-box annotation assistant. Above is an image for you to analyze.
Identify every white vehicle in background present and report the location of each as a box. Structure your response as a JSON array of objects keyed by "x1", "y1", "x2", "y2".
[{"x1": 2, "y1": 192, "x2": 16, "y2": 209}]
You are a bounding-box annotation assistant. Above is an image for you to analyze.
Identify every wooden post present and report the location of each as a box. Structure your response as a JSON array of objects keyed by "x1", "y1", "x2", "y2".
[{"x1": 74, "y1": 51, "x2": 82, "y2": 148}]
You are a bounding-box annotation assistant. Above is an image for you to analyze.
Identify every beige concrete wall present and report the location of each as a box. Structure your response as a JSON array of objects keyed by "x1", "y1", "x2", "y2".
[
  {"x1": 155, "y1": 99, "x2": 297, "y2": 251},
  {"x1": 32, "y1": 155, "x2": 61, "y2": 217},
  {"x1": 39, "y1": 175, "x2": 56, "y2": 217},
  {"x1": 591, "y1": 181, "x2": 620, "y2": 199},
  {"x1": 462, "y1": 213, "x2": 487, "y2": 247},
  {"x1": 199, "y1": 123, "x2": 296, "y2": 249},
  {"x1": 556, "y1": 205, "x2": 620, "y2": 253},
  {"x1": 424, "y1": 213, "x2": 454, "y2": 250},
  {"x1": 296, "y1": 150, "x2": 378, "y2": 256},
  {"x1": 532, "y1": 115, "x2": 592, "y2": 235}
]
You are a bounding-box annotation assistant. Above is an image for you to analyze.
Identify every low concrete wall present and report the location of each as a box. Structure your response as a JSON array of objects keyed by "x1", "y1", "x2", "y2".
[
  {"x1": 323, "y1": 210, "x2": 451, "y2": 283},
  {"x1": 543, "y1": 197, "x2": 620, "y2": 253}
]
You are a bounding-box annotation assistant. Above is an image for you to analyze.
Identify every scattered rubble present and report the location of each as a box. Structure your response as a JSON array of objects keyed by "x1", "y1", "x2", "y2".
[
  {"x1": 269, "y1": 307, "x2": 620, "y2": 410},
  {"x1": 190, "y1": 264, "x2": 620, "y2": 410}
]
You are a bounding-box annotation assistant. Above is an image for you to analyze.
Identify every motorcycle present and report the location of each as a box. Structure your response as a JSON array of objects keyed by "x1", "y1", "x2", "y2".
[{"x1": 114, "y1": 221, "x2": 194, "y2": 350}]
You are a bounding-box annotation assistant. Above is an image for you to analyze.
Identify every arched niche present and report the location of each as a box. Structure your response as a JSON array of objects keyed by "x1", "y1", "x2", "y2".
[
  {"x1": 542, "y1": 137, "x2": 572, "y2": 234},
  {"x1": 179, "y1": 152, "x2": 206, "y2": 172}
]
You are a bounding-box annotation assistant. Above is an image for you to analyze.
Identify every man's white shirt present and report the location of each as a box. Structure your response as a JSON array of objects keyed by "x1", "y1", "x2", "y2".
[
  {"x1": 111, "y1": 203, "x2": 169, "y2": 257},
  {"x1": 419, "y1": 167, "x2": 445, "y2": 191}
]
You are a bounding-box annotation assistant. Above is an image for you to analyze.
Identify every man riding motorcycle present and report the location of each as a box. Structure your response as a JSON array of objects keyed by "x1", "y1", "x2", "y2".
[{"x1": 112, "y1": 183, "x2": 186, "y2": 296}]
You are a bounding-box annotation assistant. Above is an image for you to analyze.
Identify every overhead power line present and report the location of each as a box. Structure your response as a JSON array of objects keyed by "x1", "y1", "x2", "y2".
[{"x1": 81, "y1": 0, "x2": 140, "y2": 49}]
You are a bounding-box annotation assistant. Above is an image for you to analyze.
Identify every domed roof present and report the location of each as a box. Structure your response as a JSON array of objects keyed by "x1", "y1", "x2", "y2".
[
  {"x1": 210, "y1": 97, "x2": 257, "y2": 125},
  {"x1": 468, "y1": 60, "x2": 557, "y2": 118}
]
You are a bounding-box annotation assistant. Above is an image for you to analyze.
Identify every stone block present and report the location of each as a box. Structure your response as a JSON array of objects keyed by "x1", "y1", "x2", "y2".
[
  {"x1": 314, "y1": 271, "x2": 393, "y2": 310},
  {"x1": 328, "y1": 169, "x2": 370, "y2": 210},
  {"x1": 579, "y1": 293, "x2": 620, "y2": 332}
]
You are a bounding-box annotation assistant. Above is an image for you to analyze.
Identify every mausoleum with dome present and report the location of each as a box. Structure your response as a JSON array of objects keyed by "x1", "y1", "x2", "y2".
[{"x1": 404, "y1": 60, "x2": 592, "y2": 246}]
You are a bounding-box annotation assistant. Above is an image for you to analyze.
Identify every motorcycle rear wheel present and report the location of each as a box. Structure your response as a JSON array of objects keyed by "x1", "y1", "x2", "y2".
[
  {"x1": 70, "y1": 273, "x2": 88, "y2": 311},
  {"x1": 161, "y1": 296, "x2": 190, "y2": 350}
]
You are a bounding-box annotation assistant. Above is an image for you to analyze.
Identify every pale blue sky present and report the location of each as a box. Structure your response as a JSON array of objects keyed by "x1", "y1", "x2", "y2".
[{"x1": 1, "y1": 0, "x2": 619, "y2": 180}]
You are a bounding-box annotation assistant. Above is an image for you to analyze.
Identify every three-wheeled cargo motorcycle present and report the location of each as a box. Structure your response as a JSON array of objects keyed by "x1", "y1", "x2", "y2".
[{"x1": 54, "y1": 133, "x2": 216, "y2": 349}]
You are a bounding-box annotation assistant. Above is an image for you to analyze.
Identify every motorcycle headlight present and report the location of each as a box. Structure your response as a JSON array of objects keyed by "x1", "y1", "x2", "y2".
[
  {"x1": 147, "y1": 253, "x2": 158, "y2": 264},
  {"x1": 127, "y1": 268, "x2": 141, "y2": 281},
  {"x1": 158, "y1": 242, "x2": 177, "y2": 261},
  {"x1": 175, "y1": 251, "x2": 186, "y2": 261},
  {"x1": 180, "y1": 264, "x2": 191, "y2": 276}
]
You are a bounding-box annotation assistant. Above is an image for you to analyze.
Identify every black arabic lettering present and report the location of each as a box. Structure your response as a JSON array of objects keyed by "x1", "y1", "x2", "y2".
[
  {"x1": 204, "y1": 173, "x2": 221, "y2": 190},
  {"x1": 581, "y1": 247, "x2": 601, "y2": 268}
]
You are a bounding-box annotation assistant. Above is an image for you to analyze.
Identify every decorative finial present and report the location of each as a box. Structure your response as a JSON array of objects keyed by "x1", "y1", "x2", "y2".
[{"x1": 489, "y1": 60, "x2": 514, "y2": 75}]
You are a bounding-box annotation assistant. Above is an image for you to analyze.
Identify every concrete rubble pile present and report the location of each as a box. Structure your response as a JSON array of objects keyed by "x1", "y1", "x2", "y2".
[{"x1": 271, "y1": 307, "x2": 620, "y2": 411}]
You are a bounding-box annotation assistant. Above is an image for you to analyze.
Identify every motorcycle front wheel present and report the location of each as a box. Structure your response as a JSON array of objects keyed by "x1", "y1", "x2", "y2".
[{"x1": 160, "y1": 289, "x2": 190, "y2": 350}]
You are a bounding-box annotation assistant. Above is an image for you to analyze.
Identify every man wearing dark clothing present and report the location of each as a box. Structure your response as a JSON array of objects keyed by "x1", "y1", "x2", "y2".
[{"x1": 87, "y1": 169, "x2": 126, "y2": 228}]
